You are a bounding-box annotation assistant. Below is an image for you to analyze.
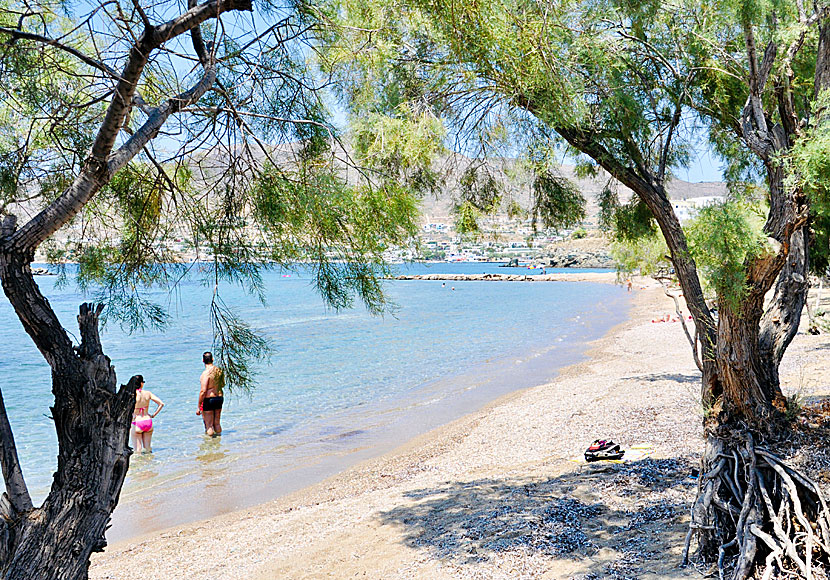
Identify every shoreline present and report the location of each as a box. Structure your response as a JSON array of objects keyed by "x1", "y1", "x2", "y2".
[
  {"x1": 91, "y1": 283, "x2": 708, "y2": 579},
  {"x1": 103, "y1": 276, "x2": 631, "y2": 543}
]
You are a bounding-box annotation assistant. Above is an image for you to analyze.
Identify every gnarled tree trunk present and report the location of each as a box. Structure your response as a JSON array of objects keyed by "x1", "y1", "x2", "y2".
[
  {"x1": 553, "y1": 69, "x2": 816, "y2": 578},
  {"x1": 0, "y1": 249, "x2": 136, "y2": 580},
  {"x1": 759, "y1": 228, "x2": 810, "y2": 390}
]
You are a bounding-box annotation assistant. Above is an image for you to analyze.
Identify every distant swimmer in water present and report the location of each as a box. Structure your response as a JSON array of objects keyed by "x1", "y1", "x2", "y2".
[
  {"x1": 197, "y1": 351, "x2": 225, "y2": 436},
  {"x1": 131, "y1": 375, "x2": 164, "y2": 453}
]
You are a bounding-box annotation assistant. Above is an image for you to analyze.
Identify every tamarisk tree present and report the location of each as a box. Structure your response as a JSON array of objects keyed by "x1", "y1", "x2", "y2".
[
  {"x1": 333, "y1": 0, "x2": 830, "y2": 576},
  {"x1": 0, "y1": 0, "x2": 422, "y2": 576}
]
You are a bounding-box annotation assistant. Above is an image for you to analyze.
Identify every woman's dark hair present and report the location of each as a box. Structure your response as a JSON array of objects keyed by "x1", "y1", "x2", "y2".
[
  {"x1": 132, "y1": 375, "x2": 144, "y2": 385},
  {"x1": 203, "y1": 351, "x2": 213, "y2": 364}
]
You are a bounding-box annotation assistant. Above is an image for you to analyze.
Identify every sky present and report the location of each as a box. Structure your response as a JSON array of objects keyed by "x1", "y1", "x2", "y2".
[
  {"x1": 682, "y1": 146, "x2": 722, "y2": 183},
  {"x1": 60, "y1": 0, "x2": 727, "y2": 186}
]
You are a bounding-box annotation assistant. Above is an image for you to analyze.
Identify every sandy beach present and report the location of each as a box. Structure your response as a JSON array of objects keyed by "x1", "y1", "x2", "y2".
[{"x1": 90, "y1": 283, "x2": 830, "y2": 579}]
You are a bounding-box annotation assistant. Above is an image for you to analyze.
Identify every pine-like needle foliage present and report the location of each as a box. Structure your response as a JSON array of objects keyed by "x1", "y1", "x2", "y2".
[
  {"x1": 0, "y1": 0, "x2": 424, "y2": 392},
  {"x1": 686, "y1": 200, "x2": 770, "y2": 314}
]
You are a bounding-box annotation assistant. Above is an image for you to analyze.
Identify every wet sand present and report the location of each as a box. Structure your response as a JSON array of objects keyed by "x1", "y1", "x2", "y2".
[{"x1": 90, "y1": 282, "x2": 830, "y2": 579}]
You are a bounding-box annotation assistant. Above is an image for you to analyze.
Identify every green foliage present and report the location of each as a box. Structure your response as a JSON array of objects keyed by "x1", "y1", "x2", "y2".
[
  {"x1": 210, "y1": 296, "x2": 270, "y2": 395},
  {"x1": 249, "y1": 163, "x2": 419, "y2": 315},
  {"x1": 506, "y1": 200, "x2": 528, "y2": 220},
  {"x1": 107, "y1": 164, "x2": 163, "y2": 243},
  {"x1": 685, "y1": 200, "x2": 770, "y2": 313},
  {"x1": 597, "y1": 184, "x2": 656, "y2": 242},
  {"x1": 329, "y1": 0, "x2": 830, "y2": 332},
  {"x1": 611, "y1": 232, "x2": 670, "y2": 278},
  {"x1": 613, "y1": 199, "x2": 658, "y2": 242},
  {"x1": 571, "y1": 227, "x2": 587, "y2": 240},
  {"x1": 453, "y1": 201, "x2": 483, "y2": 236},
  {"x1": 784, "y1": 391, "x2": 804, "y2": 422},
  {"x1": 0, "y1": 0, "x2": 431, "y2": 394},
  {"x1": 352, "y1": 105, "x2": 446, "y2": 196},
  {"x1": 458, "y1": 166, "x2": 502, "y2": 213},
  {"x1": 531, "y1": 170, "x2": 586, "y2": 232},
  {"x1": 787, "y1": 90, "x2": 830, "y2": 274},
  {"x1": 329, "y1": 0, "x2": 596, "y2": 236},
  {"x1": 0, "y1": 2, "x2": 103, "y2": 211},
  {"x1": 597, "y1": 185, "x2": 619, "y2": 233}
]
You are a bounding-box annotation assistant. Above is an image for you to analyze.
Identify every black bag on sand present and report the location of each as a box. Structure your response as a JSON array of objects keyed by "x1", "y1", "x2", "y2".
[{"x1": 584, "y1": 439, "x2": 625, "y2": 462}]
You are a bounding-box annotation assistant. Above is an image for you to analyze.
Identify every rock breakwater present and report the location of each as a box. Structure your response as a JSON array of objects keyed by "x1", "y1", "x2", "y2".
[
  {"x1": 394, "y1": 272, "x2": 618, "y2": 283},
  {"x1": 545, "y1": 247, "x2": 613, "y2": 269}
]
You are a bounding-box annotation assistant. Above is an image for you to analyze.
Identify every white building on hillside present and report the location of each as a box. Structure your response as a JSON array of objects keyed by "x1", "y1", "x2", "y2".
[{"x1": 672, "y1": 195, "x2": 726, "y2": 224}]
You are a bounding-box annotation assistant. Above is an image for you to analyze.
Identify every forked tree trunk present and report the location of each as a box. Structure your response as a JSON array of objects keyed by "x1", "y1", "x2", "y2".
[
  {"x1": 0, "y1": 250, "x2": 136, "y2": 580},
  {"x1": 759, "y1": 228, "x2": 810, "y2": 390},
  {"x1": 715, "y1": 306, "x2": 784, "y2": 428},
  {"x1": 688, "y1": 230, "x2": 815, "y2": 579}
]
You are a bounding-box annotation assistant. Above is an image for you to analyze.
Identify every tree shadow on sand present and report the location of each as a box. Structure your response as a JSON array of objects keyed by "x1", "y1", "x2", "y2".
[
  {"x1": 380, "y1": 458, "x2": 698, "y2": 579},
  {"x1": 623, "y1": 372, "x2": 701, "y2": 385}
]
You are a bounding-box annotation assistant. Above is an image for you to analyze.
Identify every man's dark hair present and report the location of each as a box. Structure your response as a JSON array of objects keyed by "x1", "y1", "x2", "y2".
[{"x1": 203, "y1": 351, "x2": 213, "y2": 364}]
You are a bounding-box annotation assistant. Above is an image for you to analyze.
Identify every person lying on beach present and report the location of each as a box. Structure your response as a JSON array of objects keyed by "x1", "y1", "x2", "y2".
[
  {"x1": 197, "y1": 351, "x2": 225, "y2": 437},
  {"x1": 131, "y1": 375, "x2": 164, "y2": 453},
  {"x1": 651, "y1": 314, "x2": 678, "y2": 323}
]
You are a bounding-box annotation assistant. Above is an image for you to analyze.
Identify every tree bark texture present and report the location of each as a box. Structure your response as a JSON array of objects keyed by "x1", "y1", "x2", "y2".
[
  {"x1": 816, "y1": 19, "x2": 830, "y2": 100},
  {"x1": 716, "y1": 306, "x2": 777, "y2": 425},
  {"x1": 759, "y1": 227, "x2": 809, "y2": 390},
  {"x1": 0, "y1": 251, "x2": 136, "y2": 580}
]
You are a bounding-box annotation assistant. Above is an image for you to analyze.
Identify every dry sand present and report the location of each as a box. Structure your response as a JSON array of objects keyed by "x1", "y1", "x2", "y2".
[{"x1": 90, "y1": 283, "x2": 830, "y2": 580}]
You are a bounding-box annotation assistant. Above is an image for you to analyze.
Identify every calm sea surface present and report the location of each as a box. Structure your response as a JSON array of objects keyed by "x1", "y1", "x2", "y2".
[{"x1": 0, "y1": 262, "x2": 628, "y2": 541}]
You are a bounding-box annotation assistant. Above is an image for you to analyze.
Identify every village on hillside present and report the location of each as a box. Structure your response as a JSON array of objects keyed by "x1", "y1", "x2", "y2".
[{"x1": 34, "y1": 169, "x2": 728, "y2": 268}]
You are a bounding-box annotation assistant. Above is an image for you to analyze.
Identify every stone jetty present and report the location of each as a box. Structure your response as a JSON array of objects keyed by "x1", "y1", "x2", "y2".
[{"x1": 393, "y1": 271, "x2": 619, "y2": 283}]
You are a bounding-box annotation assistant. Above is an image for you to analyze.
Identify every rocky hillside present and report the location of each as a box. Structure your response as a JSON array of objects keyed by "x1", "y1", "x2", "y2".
[
  {"x1": 544, "y1": 234, "x2": 615, "y2": 268},
  {"x1": 418, "y1": 158, "x2": 725, "y2": 227}
]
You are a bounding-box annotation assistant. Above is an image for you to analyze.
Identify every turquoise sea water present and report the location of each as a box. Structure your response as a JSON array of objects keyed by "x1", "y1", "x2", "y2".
[{"x1": 0, "y1": 262, "x2": 628, "y2": 541}]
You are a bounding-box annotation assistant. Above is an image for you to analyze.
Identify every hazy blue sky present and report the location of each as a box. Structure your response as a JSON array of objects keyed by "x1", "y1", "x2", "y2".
[{"x1": 682, "y1": 147, "x2": 721, "y2": 183}]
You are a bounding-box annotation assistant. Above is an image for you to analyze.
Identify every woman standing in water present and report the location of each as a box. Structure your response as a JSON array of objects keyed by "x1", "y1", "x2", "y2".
[{"x1": 131, "y1": 375, "x2": 164, "y2": 453}]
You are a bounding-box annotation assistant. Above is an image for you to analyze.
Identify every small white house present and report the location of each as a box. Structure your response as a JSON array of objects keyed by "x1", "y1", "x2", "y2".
[{"x1": 673, "y1": 195, "x2": 725, "y2": 224}]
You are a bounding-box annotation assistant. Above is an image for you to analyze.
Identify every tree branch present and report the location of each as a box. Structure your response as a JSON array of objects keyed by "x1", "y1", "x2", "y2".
[
  {"x1": 6, "y1": 0, "x2": 252, "y2": 253},
  {"x1": 131, "y1": 0, "x2": 153, "y2": 31},
  {"x1": 0, "y1": 26, "x2": 120, "y2": 79},
  {"x1": 660, "y1": 278, "x2": 703, "y2": 372},
  {"x1": 759, "y1": 227, "x2": 809, "y2": 378},
  {"x1": 0, "y1": 250, "x2": 76, "y2": 368},
  {"x1": 741, "y1": 27, "x2": 775, "y2": 158},
  {"x1": 0, "y1": 385, "x2": 33, "y2": 514},
  {"x1": 658, "y1": 73, "x2": 693, "y2": 183},
  {"x1": 108, "y1": 64, "x2": 217, "y2": 175},
  {"x1": 188, "y1": 0, "x2": 211, "y2": 66}
]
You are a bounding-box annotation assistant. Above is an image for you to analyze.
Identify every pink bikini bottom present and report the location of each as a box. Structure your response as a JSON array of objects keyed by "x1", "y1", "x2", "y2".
[{"x1": 132, "y1": 417, "x2": 153, "y2": 433}]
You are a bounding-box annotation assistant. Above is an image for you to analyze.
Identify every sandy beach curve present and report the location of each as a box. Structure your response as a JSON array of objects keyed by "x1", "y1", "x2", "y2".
[{"x1": 90, "y1": 284, "x2": 830, "y2": 579}]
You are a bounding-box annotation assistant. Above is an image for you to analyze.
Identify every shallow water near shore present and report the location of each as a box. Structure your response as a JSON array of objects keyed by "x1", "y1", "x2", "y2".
[{"x1": 0, "y1": 262, "x2": 628, "y2": 542}]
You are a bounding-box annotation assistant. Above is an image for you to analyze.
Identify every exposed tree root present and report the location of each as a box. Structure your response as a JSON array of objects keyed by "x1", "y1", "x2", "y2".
[{"x1": 683, "y1": 431, "x2": 830, "y2": 579}]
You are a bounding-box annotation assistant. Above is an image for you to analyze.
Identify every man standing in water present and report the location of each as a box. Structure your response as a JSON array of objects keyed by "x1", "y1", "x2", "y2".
[{"x1": 197, "y1": 351, "x2": 225, "y2": 436}]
